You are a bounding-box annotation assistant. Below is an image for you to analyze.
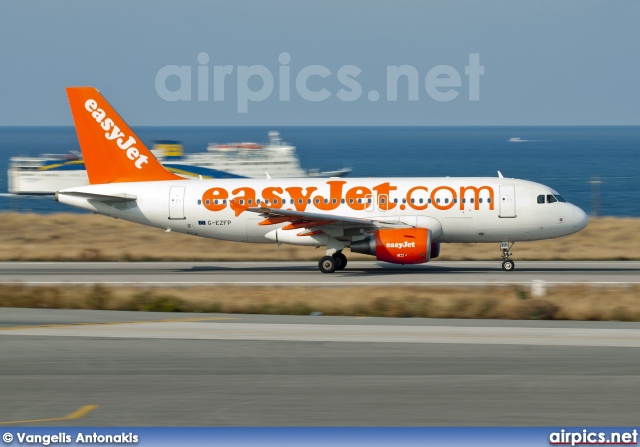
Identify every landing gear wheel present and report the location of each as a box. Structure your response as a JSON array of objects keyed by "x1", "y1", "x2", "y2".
[
  {"x1": 333, "y1": 252, "x2": 348, "y2": 270},
  {"x1": 502, "y1": 260, "x2": 515, "y2": 271},
  {"x1": 318, "y1": 256, "x2": 337, "y2": 273}
]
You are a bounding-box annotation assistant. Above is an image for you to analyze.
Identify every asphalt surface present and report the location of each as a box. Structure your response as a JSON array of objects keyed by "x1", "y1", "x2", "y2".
[
  {"x1": 1, "y1": 309, "x2": 640, "y2": 426},
  {"x1": 0, "y1": 261, "x2": 639, "y2": 285}
]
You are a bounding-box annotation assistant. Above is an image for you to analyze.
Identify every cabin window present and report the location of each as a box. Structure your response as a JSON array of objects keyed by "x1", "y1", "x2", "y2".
[
  {"x1": 394, "y1": 198, "x2": 398, "y2": 204},
  {"x1": 298, "y1": 199, "x2": 303, "y2": 204},
  {"x1": 349, "y1": 198, "x2": 354, "y2": 204},
  {"x1": 256, "y1": 199, "x2": 261, "y2": 204},
  {"x1": 547, "y1": 195, "x2": 557, "y2": 203},
  {"x1": 470, "y1": 198, "x2": 474, "y2": 203},
  {"x1": 367, "y1": 198, "x2": 372, "y2": 204},
  {"x1": 479, "y1": 198, "x2": 483, "y2": 203},
  {"x1": 537, "y1": 195, "x2": 545, "y2": 204},
  {"x1": 223, "y1": 200, "x2": 227, "y2": 205},
  {"x1": 248, "y1": 199, "x2": 253, "y2": 205},
  {"x1": 380, "y1": 198, "x2": 386, "y2": 204},
  {"x1": 197, "y1": 200, "x2": 202, "y2": 205},
  {"x1": 428, "y1": 198, "x2": 432, "y2": 204},
  {"x1": 411, "y1": 198, "x2": 415, "y2": 204},
  {"x1": 454, "y1": 198, "x2": 457, "y2": 203},
  {"x1": 341, "y1": 199, "x2": 345, "y2": 204},
  {"x1": 239, "y1": 200, "x2": 244, "y2": 205},
  {"x1": 436, "y1": 198, "x2": 440, "y2": 204},
  {"x1": 324, "y1": 199, "x2": 329, "y2": 204},
  {"x1": 419, "y1": 198, "x2": 423, "y2": 204},
  {"x1": 445, "y1": 198, "x2": 449, "y2": 204},
  {"x1": 358, "y1": 198, "x2": 362, "y2": 204},
  {"x1": 402, "y1": 198, "x2": 406, "y2": 204},
  {"x1": 487, "y1": 198, "x2": 492, "y2": 203},
  {"x1": 462, "y1": 198, "x2": 466, "y2": 204},
  {"x1": 307, "y1": 199, "x2": 311, "y2": 204},
  {"x1": 214, "y1": 200, "x2": 218, "y2": 205},
  {"x1": 205, "y1": 199, "x2": 210, "y2": 205},
  {"x1": 315, "y1": 198, "x2": 320, "y2": 204},
  {"x1": 273, "y1": 199, "x2": 278, "y2": 205}
]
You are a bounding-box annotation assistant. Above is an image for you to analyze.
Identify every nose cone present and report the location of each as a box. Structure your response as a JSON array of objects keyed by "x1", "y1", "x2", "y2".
[{"x1": 571, "y1": 205, "x2": 589, "y2": 232}]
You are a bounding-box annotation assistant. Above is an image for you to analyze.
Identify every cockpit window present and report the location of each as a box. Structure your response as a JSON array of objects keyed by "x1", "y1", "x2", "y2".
[{"x1": 539, "y1": 194, "x2": 566, "y2": 204}]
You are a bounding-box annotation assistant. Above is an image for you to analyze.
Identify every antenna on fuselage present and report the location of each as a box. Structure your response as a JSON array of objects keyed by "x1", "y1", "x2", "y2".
[{"x1": 497, "y1": 171, "x2": 504, "y2": 178}]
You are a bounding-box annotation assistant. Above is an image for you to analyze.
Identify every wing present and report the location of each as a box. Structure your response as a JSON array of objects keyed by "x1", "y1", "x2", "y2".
[
  {"x1": 249, "y1": 206, "x2": 374, "y2": 225},
  {"x1": 242, "y1": 204, "x2": 410, "y2": 239}
]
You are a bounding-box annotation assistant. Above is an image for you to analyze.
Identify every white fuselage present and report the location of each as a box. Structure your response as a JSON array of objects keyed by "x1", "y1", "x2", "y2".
[{"x1": 57, "y1": 177, "x2": 589, "y2": 247}]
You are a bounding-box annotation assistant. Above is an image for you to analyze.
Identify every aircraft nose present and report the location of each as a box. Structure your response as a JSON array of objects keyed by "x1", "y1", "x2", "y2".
[{"x1": 571, "y1": 205, "x2": 589, "y2": 232}]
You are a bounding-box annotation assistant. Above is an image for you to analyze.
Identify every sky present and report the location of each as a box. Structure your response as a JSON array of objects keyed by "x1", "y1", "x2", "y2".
[{"x1": 0, "y1": 0, "x2": 638, "y2": 126}]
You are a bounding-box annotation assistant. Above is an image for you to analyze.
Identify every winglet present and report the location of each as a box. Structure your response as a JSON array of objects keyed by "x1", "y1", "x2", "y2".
[
  {"x1": 66, "y1": 87, "x2": 183, "y2": 184},
  {"x1": 229, "y1": 199, "x2": 250, "y2": 217}
]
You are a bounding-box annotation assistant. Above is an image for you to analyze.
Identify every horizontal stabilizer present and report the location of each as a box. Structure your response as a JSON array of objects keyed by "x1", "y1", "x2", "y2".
[{"x1": 55, "y1": 191, "x2": 137, "y2": 203}]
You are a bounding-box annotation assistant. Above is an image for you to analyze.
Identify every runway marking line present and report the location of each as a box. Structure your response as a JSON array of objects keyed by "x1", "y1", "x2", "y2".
[
  {"x1": 5, "y1": 281, "x2": 640, "y2": 287},
  {"x1": 0, "y1": 404, "x2": 97, "y2": 425},
  {"x1": 0, "y1": 316, "x2": 235, "y2": 332}
]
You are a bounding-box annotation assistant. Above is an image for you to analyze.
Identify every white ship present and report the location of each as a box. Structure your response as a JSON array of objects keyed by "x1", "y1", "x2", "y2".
[{"x1": 8, "y1": 131, "x2": 351, "y2": 195}]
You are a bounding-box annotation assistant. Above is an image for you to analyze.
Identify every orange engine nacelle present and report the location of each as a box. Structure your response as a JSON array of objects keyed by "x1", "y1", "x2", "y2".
[{"x1": 350, "y1": 228, "x2": 432, "y2": 264}]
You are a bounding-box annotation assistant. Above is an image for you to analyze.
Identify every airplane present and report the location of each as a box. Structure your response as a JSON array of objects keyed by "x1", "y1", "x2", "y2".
[{"x1": 56, "y1": 87, "x2": 589, "y2": 273}]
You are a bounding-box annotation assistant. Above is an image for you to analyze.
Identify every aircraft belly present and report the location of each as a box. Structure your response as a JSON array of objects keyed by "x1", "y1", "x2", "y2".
[
  {"x1": 246, "y1": 218, "x2": 274, "y2": 243},
  {"x1": 482, "y1": 227, "x2": 525, "y2": 242},
  {"x1": 442, "y1": 217, "x2": 474, "y2": 243}
]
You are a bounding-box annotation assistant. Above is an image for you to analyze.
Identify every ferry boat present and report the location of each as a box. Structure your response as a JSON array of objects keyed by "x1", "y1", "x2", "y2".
[{"x1": 8, "y1": 132, "x2": 351, "y2": 195}]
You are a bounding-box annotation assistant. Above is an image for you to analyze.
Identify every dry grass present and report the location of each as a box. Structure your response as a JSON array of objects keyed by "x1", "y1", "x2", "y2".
[
  {"x1": 1, "y1": 284, "x2": 639, "y2": 321},
  {"x1": 0, "y1": 212, "x2": 638, "y2": 261}
]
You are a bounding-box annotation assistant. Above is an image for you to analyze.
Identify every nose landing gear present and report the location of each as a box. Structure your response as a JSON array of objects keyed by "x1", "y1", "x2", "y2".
[{"x1": 500, "y1": 241, "x2": 515, "y2": 271}]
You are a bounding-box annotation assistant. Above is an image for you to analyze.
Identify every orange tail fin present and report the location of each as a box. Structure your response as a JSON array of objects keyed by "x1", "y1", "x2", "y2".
[{"x1": 66, "y1": 87, "x2": 183, "y2": 184}]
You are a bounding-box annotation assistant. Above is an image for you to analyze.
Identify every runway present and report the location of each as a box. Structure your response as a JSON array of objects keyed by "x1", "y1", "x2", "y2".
[
  {"x1": 0, "y1": 261, "x2": 639, "y2": 285},
  {"x1": 1, "y1": 309, "x2": 640, "y2": 426}
]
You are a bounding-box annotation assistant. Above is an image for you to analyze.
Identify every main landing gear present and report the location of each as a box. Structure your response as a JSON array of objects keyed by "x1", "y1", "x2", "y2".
[
  {"x1": 500, "y1": 241, "x2": 515, "y2": 271},
  {"x1": 318, "y1": 251, "x2": 348, "y2": 273}
]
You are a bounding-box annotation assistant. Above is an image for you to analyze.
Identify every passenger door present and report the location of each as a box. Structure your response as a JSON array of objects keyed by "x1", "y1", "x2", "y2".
[
  {"x1": 499, "y1": 185, "x2": 516, "y2": 218},
  {"x1": 169, "y1": 186, "x2": 186, "y2": 220}
]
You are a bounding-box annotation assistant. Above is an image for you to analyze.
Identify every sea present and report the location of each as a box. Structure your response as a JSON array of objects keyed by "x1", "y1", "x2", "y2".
[{"x1": 1, "y1": 126, "x2": 638, "y2": 217}]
